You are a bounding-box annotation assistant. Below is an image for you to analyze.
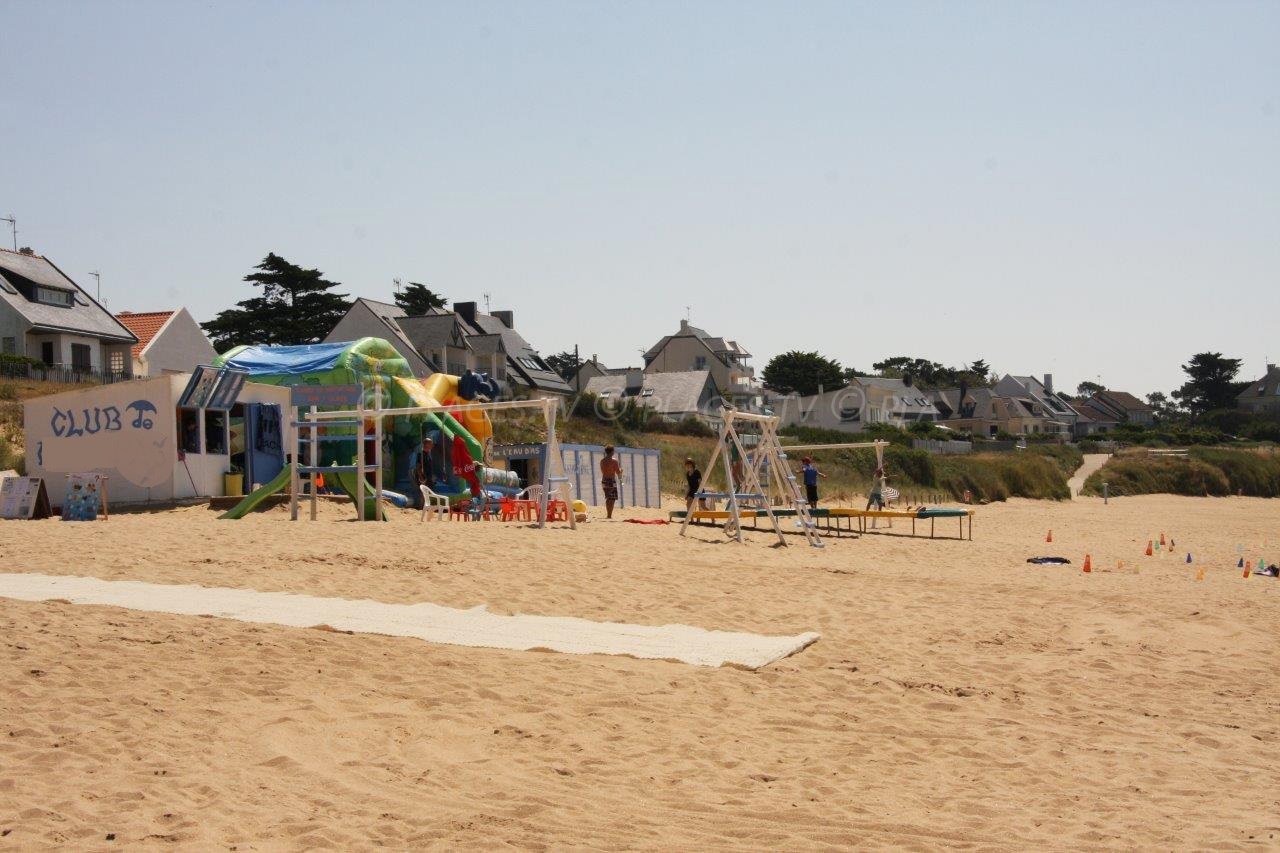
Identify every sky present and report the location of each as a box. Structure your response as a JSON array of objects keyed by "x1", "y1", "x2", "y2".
[{"x1": 2, "y1": 1, "x2": 1277, "y2": 396}]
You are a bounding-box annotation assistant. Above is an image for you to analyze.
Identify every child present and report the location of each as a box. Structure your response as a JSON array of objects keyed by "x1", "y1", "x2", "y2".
[
  {"x1": 801, "y1": 456, "x2": 826, "y2": 508},
  {"x1": 866, "y1": 464, "x2": 887, "y2": 511},
  {"x1": 684, "y1": 458, "x2": 704, "y2": 512}
]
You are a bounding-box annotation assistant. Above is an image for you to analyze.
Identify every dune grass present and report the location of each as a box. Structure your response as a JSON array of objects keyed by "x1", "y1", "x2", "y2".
[
  {"x1": 491, "y1": 413, "x2": 1071, "y2": 503},
  {"x1": 1081, "y1": 447, "x2": 1280, "y2": 498}
]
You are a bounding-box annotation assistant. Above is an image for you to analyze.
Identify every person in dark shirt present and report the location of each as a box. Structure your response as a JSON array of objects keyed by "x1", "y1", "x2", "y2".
[
  {"x1": 684, "y1": 458, "x2": 704, "y2": 512},
  {"x1": 800, "y1": 456, "x2": 826, "y2": 507}
]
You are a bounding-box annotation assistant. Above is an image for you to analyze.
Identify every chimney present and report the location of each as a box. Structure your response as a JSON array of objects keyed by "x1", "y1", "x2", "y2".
[
  {"x1": 453, "y1": 301, "x2": 477, "y2": 324},
  {"x1": 903, "y1": 372, "x2": 913, "y2": 388},
  {"x1": 679, "y1": 319, "x2": 689, "y2": 332},
  {"x1": 492, "y1": 310, "x2": 514, "y2": 329},
  {"x1": 1043, "y1": 374, "x2": 1054, "y2": 395},
  {"x1": 18, "y1": 247, "x2": 34, "y2": 256},
  {"x1": 624, "y1": 368, "x2": 644, "y2": 393},
  {"x1": 958, "y1": 379, "x2": 969, "y2": 414}
]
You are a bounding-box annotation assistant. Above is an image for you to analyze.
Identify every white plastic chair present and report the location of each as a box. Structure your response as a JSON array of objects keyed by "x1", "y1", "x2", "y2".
[{"x1": 419, "y1": 485, "x2": 451, "y2": 522}]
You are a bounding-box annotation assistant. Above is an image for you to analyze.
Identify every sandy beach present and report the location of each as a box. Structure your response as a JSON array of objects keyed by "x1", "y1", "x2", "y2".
[{"x1": 2, "y1": 494, "x2": 1278, "y2": 849}]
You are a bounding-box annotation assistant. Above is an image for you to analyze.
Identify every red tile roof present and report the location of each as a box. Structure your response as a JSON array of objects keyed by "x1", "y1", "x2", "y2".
[{"x1": 115, "y1": 310, "x2": 176, "y2": 358}]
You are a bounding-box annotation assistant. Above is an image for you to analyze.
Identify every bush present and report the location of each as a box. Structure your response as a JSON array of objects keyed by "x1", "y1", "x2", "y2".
[
  {"x1": 1080, "y1": 448, "x2": 1280, "y2": 497},
  {"x1": 0, "y1": 382, "x2": 16, "y2": 402}
]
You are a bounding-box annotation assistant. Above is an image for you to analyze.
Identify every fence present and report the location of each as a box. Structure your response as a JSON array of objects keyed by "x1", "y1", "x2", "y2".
[
  {"x1": 912, "y1": 438, "x2": 973, "y2": 455},
  {"x1": 0, "y1": 362, "x2": 131, "y2": 386}
]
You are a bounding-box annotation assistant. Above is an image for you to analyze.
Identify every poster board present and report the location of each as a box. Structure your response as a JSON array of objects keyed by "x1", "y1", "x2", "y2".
[
  {"x1": 0, "y1": 476, "x2": 53, "y2": 520},
  {"x1": 62, "y1": 473, "x2": 107, "y2": 521}
]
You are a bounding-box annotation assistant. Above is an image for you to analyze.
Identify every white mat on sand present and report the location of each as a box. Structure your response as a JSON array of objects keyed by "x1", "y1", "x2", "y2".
[{"x1": 0, "y1": 573, "x2": 819, "y2": 670}]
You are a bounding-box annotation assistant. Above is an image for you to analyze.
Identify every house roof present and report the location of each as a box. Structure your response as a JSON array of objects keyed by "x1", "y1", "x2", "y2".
[
  {"x1": 1237, "y1": 364, "x2": 1280, "y2": 401},
  {"x1": 398, "y1": 313, "x2": 471, "y2": 354},
  {"x1": 584, "y1": 370, "x2": 718, "y2": 416},
  {"x1": 1076, "y1": 397, "x2": 1121, "y2": 425},
  {"x1": 0, "y1": 248, "x2": 138, "y2": 343},
  {"x1": 115, "y1": 310, "x2": 176, "y2": 358},
  {"x1": 466, "y1": 333, "x2": 506, "y2": 357},
  {"x1": 928, "y1": 388, "x2": 1002, "y2": 421},
  {"x1": 449, "y1": 306, "x2": 572, "y2": 394},
  {"x1": 847, "y1": 377, "x2": 939, "y2": 414},
  {"x1": 328, "y1": 298, "x2": 436, "y2": 374},
  {"x1": 1000, "y1": 375, "x2": 1079, "y2": 418},
  {"x1": 643, "y1": 320, "x2": 752, "y2": 364}
]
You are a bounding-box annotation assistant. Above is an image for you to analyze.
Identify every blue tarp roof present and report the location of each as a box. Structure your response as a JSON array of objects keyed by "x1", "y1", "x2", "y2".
[{"x1": 221, "y1": 342, "x2": 352, "y2": 376}]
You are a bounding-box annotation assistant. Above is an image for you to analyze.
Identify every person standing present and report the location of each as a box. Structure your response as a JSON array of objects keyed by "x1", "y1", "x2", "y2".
[
  {"x1": 800, "y1": 456, "x2": 826, "y2": 508},
  {"x1": 684, "y1": 457, "x2": 704, "y2": 513},
  {"x1": 600, "y1": 445, "x2": 623, "y2": 519},
  {"x1": 866, "y1": 464, "x2": 888, "y2": 511},
  {"x1": 411, "y1": 435, "x2": 435, "y2": 507}
]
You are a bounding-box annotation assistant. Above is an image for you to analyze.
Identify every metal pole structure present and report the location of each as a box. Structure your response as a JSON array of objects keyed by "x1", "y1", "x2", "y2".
[
  {"x1": 89, "y1": 271, "x2": 101, "y2": 302},
  {"x1": 290, "y1": 407, "x2": 300, "y2": 521},
  {"x1": 1103, "y1": 481, "x2": 1108, "y2": 505},
  {"x1": 1, "y1": 215, "x2": 15, "y2": 251},
  {"x1": 373, "y1": 382, "x2": 383, "y2": 519},
  {"x1": 309, "y1": 405, "x2": 319, "y2": 521},
  {"x1": 355, "y1": 393, "x2": 365, "y2": 522},
  {"x1": 539, "y1": 397, "x2": 552, "y2": 529}
]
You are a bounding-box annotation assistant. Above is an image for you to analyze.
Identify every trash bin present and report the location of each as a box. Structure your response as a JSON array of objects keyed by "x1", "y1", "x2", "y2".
[{"x1": 224, "y1": 472, "x2": 245, "y2": 497}]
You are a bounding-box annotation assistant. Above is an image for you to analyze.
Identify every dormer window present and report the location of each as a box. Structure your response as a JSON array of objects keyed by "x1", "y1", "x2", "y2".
[{"x1": 35, "y1": 286, "x2": 74, "y2": 307}]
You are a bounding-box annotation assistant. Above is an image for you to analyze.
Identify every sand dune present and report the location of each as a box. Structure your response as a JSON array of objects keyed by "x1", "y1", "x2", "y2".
[{"x1": 2, "y1": 495, "x2": 1278, "y2": 848}]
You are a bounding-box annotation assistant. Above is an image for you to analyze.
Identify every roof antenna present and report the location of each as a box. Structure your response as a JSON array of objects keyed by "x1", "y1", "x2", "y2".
[
  {"x1": 685, "y1": 305, "x2": 691, "y2": 322},
  {"x1": 483, "y1": 292, "x2": 491, "y2": 313},
  {"x1": 393, "y1": 277, "x2": 402, "y2": 294},
  {"x1": 1, "y1": 215, "x2": 15, "y2": 251},
  {"x1": 89, "y1": 271, "x2": 101, "y2": 302}
]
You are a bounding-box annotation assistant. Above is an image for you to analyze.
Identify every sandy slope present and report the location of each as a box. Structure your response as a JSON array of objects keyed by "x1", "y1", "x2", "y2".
[
  {"x1": 1, "y1": 495, "x2": 1278, "y2": 849},
  {"x1": 1069, "y1": 452, "x2": 1112, "y2": 497}
]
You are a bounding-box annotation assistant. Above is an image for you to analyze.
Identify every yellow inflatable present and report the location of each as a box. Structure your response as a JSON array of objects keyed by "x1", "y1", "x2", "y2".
[{"x1": 417, "y1": 374, "x2": 494, "y2": 448}]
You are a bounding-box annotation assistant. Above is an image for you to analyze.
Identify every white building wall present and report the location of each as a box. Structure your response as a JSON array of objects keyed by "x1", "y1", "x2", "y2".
[
  {"x1": 0, "y1": 304, "x2": 28, "y2": 356},
  {"x1": 136, "y1": 309, "x2": 217, "y2": 376}
]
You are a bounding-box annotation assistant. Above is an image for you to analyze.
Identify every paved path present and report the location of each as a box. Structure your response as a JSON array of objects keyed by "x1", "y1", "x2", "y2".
[{"x1": 1069, "y1": 453, "x2": 1112, "y2": 498}]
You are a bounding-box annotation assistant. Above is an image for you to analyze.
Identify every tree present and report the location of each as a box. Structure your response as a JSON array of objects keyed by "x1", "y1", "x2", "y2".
[
  {"x1": 394, "y1": 281, "x2": 447, "y2": 315},
  {"x1": 202, "y1": 253, "x2": 350, "y2": 352},
  {"x1": 1171, "y1": 352, "x2": 1245, "y2": 416},
  {"x1": 762, "y1": 351, "x2": 845, "y2": 396},
  {"x1": 1077, "y1": 380, "x2": 1106, "y2": 397},
  {"x1": 545, "y1": 350, "x2": 581, "y2": 383},
  {"x1": 968, "y1": 359, "x2": 992, "y2": 383},
  {"x1": 1145, "y1": 391, "x2": 1181, "y2": 422}
]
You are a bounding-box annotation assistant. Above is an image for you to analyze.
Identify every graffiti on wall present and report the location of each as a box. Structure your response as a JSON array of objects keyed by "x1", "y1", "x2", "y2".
[{"x1": 50, "y1": 400, "x2": 156, "y2": 438}]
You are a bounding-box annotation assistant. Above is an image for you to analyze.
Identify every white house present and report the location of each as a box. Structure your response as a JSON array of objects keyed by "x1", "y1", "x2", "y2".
[
  {"x1": 115, "y1": 309, "x2": 217, "y2": 377},
  {"x1": 0, "y1": 247, "x2": 137, "y2": 377},
  {"x1": 777, "y1": 377, "x2": 940, "y2": 434}
]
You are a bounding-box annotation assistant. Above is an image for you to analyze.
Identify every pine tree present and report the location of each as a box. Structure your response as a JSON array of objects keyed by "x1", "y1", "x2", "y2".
[
  {"x1": 202, "y1": 254, "x2": 350, "y2": 352},
  {"x1": 394, "y1": 282, "x2": 448, "y2": 315}
]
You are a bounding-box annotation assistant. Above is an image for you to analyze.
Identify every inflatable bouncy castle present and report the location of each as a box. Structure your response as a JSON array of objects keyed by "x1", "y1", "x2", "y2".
[{"x1": 214, "y1": 337, "x2": 515, "y2": 512}]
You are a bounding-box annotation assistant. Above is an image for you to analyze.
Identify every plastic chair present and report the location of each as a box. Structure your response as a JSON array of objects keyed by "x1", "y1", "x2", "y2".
[{"x1": 419, "y1": 485, "x2": 451, "y2": 522}]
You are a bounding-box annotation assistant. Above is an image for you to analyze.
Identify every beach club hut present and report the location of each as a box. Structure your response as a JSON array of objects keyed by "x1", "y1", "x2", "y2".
[
  {"x1": 489, "y1": 442, "x2": 661, "y2": 508},
  {"x1": 23, "y1": 369, "x2": 291, "y2": 507}
]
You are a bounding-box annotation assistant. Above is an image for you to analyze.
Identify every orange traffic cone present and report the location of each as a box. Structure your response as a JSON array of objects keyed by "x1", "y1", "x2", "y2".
[
  {"x1": 1145, "y1": 540, "x2": 1153, "y2": 557},
  {"x1": 1046, "y1": 529, "x2": 1053, "y2": 543},
  {"x1": 1082, "y1": 554, "x2": 1092, "y2": 573},
  {"x1": 1244, "y1": 561, "x2": 1252, "y2": 578}
]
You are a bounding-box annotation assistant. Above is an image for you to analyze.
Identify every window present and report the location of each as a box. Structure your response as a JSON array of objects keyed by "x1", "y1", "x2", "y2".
[
  {"x1": 35, "y1": 286, "x2": 74, "y2": 307},
  {"x1": 71, "y1": 343, "x2": 91, "y2": 370},
  {"x1": 179, "y1": 409, "x2": 201, "y2": 454},
  {"x1": 640, "y1": 388, "x2": 654, "y2": 397},
  {"x1": 110, "y1": 351, "x2": 125, "y2": 373},
  {"x1": 204, "y1": 410, "x2": 227, "y2": 454},
  {"x1": 1, "y1": 337, "x2": 14, "y2": 355},
  {"x1": 838, "y1": 403, "x2": 860, "y2": 423},
  {"x1": 694, "y1": 356, "x2": 707, "y2": 370},
  {"x1": 41, "y1": 341, "x2": 55, "y2": 365}
]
